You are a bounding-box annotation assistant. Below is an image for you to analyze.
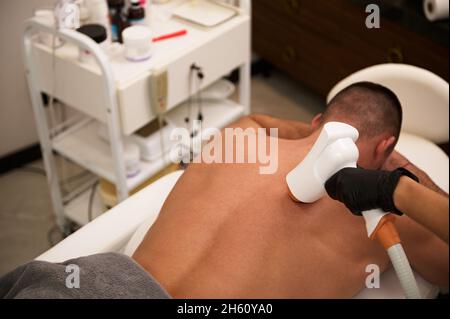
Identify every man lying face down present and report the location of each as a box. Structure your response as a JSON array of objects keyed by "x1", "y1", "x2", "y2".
[{"x1": 133, "y1": 82, "x2": 449, "y2": 298}]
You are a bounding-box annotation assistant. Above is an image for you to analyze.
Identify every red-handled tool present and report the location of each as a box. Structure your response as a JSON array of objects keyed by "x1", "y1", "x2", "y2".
[{"x1": 153, "y1": 30, "x2": 188, "y2": 43}]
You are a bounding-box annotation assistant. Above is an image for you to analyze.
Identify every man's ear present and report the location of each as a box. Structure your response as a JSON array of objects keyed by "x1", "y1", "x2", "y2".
[
  {"x1": 311, "y1": 114, "x2": 323, "y2": 130},
  {"x1": 375, "y1": 136, "x2": 397, "y2": 162}
]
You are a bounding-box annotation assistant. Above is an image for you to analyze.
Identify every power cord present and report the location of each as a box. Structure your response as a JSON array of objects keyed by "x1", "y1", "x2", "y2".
[
  {"x1": 64, "y1": 170, "x2": 92, "y2": 184},
  {"x1": 88, "y1": 180, "x2": 100, "y2": 222},
  {"x1": 186, "y1": 64, "x2": 205, "y2": 136},
  {"x1": 157, "y1": 114, "x2": 167, "y2": 164},
  {"x1": 193, "y1": 65, "x2": 205, "y2": 123},
  {"x1": 194, "y1": 65, "x2": 205, "y2": 123},
  {"x1": 185, "y1": 66, "x2": 194, "y2": 130},
  {"x1": 185, "y1": 64, "x2": 205, "y2": 161}
]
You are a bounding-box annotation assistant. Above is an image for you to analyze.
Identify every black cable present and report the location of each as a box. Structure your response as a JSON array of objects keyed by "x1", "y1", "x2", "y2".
[
  {"x1": 88, "y1": 180, "x2": 100, "y2": 222},
  {"x1": 192, "y1": 71, "x2": 203, "y2": 155},
  {"x1": 187, "y1": 64, "x2": 205, "y2": 126},
  {"x1": 196, "y1": 69, "x2": 204, "y2": 122},
  {"x1": 186, "y1": 65, "x2": 195, "y2": 128},
  {"x1": 47, "y1": 224, "x2": 62, "y2": 247},
  {"x1": 60, "y1": 170, "x2": 93, "y2": 195}
]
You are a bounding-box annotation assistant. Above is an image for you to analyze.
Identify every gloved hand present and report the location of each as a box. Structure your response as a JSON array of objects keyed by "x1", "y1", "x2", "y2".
[{"x1": 325, "y1": 167, "x2": 419, "y2": 216}]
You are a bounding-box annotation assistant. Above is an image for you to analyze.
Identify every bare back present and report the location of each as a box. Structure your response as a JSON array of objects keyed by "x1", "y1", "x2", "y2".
[{"x1": 133, "y1": 133, "x2": 390, "y2": 298}]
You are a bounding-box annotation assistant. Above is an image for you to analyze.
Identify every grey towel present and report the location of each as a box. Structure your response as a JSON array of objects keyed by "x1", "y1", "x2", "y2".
[{"x1": 0, "y1": 253, "x2": 171, "y2": 299}]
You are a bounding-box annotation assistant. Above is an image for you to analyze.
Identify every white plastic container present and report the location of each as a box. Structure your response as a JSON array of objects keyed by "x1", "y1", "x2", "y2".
[
  {"x1": 122, "y1": 25, "x2": 153, "y2": 62},
  {"x1": 77, "y1": 24, "x2": 108, "y2": 63},
  {"x1": 79, "y1": 40, "x2": 109, "y2": 63},
  {"x1": 97, "y1": 124, "x2": 141, "y2": 177},
  {"x1": 131, "y1": 120, "x2": 175, "y2": 162}
]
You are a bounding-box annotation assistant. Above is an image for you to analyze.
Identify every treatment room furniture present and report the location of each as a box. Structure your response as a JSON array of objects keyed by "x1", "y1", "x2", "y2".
[
  {"x1": 36, "y1": 150, "x2": 447, "y2": 299},
  {"x1": 252, "y1": 0, "x2": 449, "y2": 96},
  {"x1": 36, "y1": 126, "x2": 448, "y2": 298},
  {"x1": 23, "y1": 0, "x2": 252, "y2": 233}
]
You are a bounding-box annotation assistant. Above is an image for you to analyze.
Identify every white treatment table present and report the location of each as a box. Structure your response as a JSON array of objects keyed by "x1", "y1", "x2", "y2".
[{"x1": 36, "y1": 133, "x2": 448, "y2": 298}]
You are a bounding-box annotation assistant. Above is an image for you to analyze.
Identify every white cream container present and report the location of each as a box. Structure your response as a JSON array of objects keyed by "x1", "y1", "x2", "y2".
[
  {"x1": 122, "y1": 26, "x2": 153, "y2": 62},
  {"x1": 77, "y1": 24, "x2": 108, "y2": 63}
]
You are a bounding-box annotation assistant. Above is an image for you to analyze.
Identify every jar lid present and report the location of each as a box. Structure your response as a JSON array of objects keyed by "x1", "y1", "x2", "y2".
[
  {"x1": 108, "y1": 0, "x2": 125, "y2": 7},
  {"x1": 123, "y1": 25, "x2": 152, "y2": 43},
  {"x1": 77, "y1": 24, "x2": 107, "y2": 43}
]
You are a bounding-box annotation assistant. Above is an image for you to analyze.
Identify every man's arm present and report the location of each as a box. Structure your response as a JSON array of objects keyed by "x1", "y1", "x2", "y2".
[{"x1": 227, "y1": 114, "x2": 312, "y2": 140}]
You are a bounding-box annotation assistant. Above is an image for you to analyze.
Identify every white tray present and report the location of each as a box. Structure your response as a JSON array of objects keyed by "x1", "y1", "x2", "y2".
[{"x1": 173, "y1": 0, "x2": 238, "y2": 27}]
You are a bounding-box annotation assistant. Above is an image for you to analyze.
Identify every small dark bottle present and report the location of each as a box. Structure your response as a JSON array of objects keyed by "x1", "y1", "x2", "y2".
[
  {"x1": 108, "y1": 0, "x2": 129, "y2": 43},
  {"x1": 128, "y1": 0, "x2": 146, "y2": 26}
]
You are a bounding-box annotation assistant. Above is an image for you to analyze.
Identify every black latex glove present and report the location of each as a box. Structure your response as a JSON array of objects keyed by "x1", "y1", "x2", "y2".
[{"x1": 325, "y1": 167, "x2": 419, "y2": 216}]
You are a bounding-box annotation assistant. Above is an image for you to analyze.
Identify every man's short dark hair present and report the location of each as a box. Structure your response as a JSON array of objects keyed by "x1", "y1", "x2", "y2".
[{"x1": 323, "y1": 82, "x2": 403, "y2": 143}]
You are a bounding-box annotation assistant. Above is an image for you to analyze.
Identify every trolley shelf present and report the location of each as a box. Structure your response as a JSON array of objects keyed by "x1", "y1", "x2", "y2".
[{"x1": 52, "y1": 99, "x2": 245, "y2": 191}]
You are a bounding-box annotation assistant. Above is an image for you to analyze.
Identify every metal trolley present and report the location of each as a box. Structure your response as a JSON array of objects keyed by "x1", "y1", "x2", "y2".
[{"x1": 23, "y1": 1, "x2": 252, "y2": 234}]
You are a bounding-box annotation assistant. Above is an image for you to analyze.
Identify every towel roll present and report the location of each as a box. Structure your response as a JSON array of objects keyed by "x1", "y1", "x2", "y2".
[{"x1": 424, "y1": 0, "x2": 449, "y2": 21}]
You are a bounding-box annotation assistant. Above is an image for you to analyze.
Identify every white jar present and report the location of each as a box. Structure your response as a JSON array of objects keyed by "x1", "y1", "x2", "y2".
[
  {"x1": 77, "y1": 24, "x2": 108, "y2": 63},
  {"x1": 122, "y1": 25, "x2": 153, "y2": 62},
  {"x1": 79, "y1": 40, "x2": 109, "y2": 63}
]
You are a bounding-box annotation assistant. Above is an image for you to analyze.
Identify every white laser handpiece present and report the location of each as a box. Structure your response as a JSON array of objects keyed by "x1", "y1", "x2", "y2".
[
  {"x1": 286, "y1": 122, "x2": 387, "y2": 237},
  {"x1": 286, "y1": 122, "x2": 359, "y2": 203},
  {"x1": 286, "y1": 122, "x2": 421, "y2": 298}
]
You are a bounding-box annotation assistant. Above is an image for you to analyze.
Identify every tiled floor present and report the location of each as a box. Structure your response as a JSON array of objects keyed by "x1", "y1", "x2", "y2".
[{"x1": 0, "y1": 71, "x2": 324, "y2": 276}]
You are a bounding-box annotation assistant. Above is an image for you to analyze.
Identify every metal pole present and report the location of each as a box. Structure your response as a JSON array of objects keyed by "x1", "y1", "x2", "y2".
[
  {"x1": 239, "y1": 0, "x2": 252, "y2": 115},
  {"x1": 240, "y1": 0, "x2": 251, "y2": 15},
  {"x1": 23, "y1": 19, "x2": 129, "y2": 221},
  {"x1": 58, "y1": 27, "x2": 130, "y2": 202},
  {"x1": 23, "y1": 25, "x2": 68, "y2": 234}
]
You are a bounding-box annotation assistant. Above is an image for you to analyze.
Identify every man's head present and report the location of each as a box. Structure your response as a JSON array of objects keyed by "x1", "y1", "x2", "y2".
[{"x1": 311, "y1": 82, "x2": 403, "y2": 169}]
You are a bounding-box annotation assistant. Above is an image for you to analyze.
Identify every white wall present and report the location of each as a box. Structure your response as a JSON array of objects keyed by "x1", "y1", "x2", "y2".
[{"x1": 0, "y1": 0, "x2": 55, "y2": 158}]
